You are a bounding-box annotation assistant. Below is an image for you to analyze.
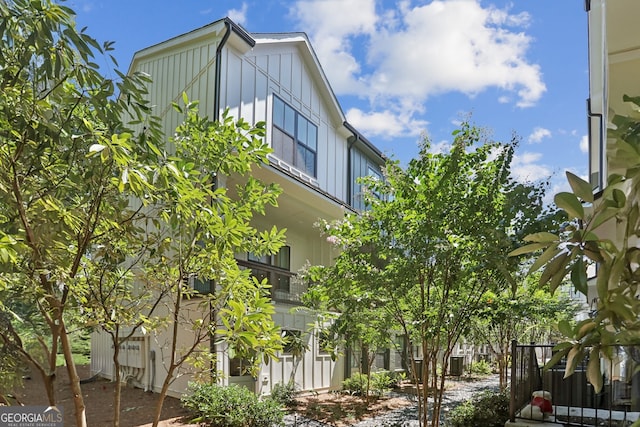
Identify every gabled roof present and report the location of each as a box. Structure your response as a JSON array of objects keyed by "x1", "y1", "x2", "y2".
[{"x1": 129, "y1": 18, "x2": 385, "y2": 163}]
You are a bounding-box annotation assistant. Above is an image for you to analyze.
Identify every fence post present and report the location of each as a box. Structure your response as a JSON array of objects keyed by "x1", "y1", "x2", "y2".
[{"x1": 510, "y1": 339, "x2": 517, "y2": 422}]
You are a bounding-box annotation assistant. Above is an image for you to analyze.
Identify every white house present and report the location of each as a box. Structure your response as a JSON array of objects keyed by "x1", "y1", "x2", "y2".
[{"x1": 90, "y1": 18, "x2": 387, "y2": 398}]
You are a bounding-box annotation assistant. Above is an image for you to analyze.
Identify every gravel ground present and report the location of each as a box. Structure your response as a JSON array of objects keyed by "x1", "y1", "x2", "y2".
[{"x1": 284, "y1": 375, "x2": 500, "y2": 427}]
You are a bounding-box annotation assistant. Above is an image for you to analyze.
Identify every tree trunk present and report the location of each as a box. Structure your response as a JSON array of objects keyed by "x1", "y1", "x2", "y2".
[
  {"x1": 151, "y1": 365, "x2": 176, "y2": 427},
  {"x1": 112, "y1": 331, "x2": 122, "y2": 427},
  {"x1": 60, "y1": 324, "x2": 87, "y2": 427}
]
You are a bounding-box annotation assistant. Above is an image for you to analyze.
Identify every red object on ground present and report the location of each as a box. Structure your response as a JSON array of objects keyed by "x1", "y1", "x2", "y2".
[{"x1": 532, "y1": 395, "x2": 553, "y2": 414}]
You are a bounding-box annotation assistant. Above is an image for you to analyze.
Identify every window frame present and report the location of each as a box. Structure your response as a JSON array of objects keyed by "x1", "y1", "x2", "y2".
[{"x1": 272, "y1": 95, "x2": 318, "y2": 177}]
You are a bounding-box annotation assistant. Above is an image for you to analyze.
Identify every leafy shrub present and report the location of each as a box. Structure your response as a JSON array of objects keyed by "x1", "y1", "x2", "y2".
[
  {"x1": 342, "y1": 373, "x2": 368, "y2": 395},
  {"x1": 468, "y1": 360, "x2": 493, "y2": 376},
  {"x1": 181, "y1": 382, "x2": 284, "y2": 427},
  {"x1": 342, "y1": 370, "x2": 399, "y2": 397},
  {"x1": 446, "y1": 389, "x2": 509, "y2": 427},
  {"x1": 269, "y1": 381, "x2": 297, "y2": 408}
]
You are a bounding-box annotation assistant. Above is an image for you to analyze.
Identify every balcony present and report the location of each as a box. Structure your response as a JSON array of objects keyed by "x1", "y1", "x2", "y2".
[{"x1": 508, "y1": 341, "x2": 640, "y2": 426}]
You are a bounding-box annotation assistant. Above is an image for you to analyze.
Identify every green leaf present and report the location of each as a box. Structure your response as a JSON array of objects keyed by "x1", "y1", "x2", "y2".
[
  {"x1": 566, "y1": 171, "x2": 594, "y2": 203},
  {"x1": 508, "y1": 242, "x2": 549, "y2": 257},
  {"x1": 554, "y1": 192, "x2": 584, "y2": 220},
  {"x1": 528, "y1": 244, "x2": 560, "y2": 274},
  {"x1": 570, "y1": 257, "x2": 588, "y2": 296},
  {"x1": 523, "y1": 232, "x2": 558, "y2": 243},
  {"x1": 558, "y1": 320, "x2": 573, "y2": 337}
]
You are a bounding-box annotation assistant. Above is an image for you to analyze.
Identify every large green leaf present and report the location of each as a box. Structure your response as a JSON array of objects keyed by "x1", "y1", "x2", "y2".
[
  {"x1": 523, "y1": 232, "x2": 558, "y2": 243},
  {"x1": 554, "y1": 192, "x2": 584, "y2": 220},
  {"x1": 566, "y1": 171, "x2": 594, "y2": 203},
  {"x1": 508, "y1": 242, "x2": 549, "y2": 257}
]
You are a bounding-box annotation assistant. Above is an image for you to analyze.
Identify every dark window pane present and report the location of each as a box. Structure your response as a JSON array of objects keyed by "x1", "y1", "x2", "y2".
[
  {"x1": 275, "y1": 273, "x2": 290, "y2": 293},
  {"x1": 273, "y1": 127, "x2": 295, "y2": 164},
  {"x1": 229, "y1": 357, "x2": 251, "y2": 376},
  {"x1": 282, "y1": 330, "x2": 303, "y2": 354},
  {"x1": 273, "y1": 246, "x2": 290, "y2": 270},
  {"x1": 248, "y1": 252, "x2": 270, "y2": 264},
  {"x1": 273, "y1": 97, "x2": 284, "y2": 127},
  {"x1": 307, "y1": 122, "x2": 317, "y2": 151},
  {"x1": 298, "y1": 117, "x2": 308, "y2": 144},
  {"x1": 284, "y1": 104, "x2": 295, "y2": 135}
]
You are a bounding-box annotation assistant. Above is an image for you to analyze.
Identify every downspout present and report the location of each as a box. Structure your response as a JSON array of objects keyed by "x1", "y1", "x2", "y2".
[
  {"x1": 344, "y1": 122, "x2": 360, "y2": 207},
  {"x1": 214, "y1": 20, "x2": 233, "y2": 122},
  {"x1": 213, "y1": 18, "x2": 256, "y2": 121}
]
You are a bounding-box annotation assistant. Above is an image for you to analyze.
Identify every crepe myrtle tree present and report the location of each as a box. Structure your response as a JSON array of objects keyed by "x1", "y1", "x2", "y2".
[
  {"x1": 511, "y1": 95, "x2": 640, "y2": 394},
  {"x1": 308, "y1": 122, "x2": 537, "y2": 427},
  {"x1": 0, "y1": 1, "x2": 161, "y2": 426}
]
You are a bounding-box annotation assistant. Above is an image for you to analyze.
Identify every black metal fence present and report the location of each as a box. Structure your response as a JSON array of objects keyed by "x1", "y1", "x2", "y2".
[{"x1": 510, "y1": 341, "x2": 640, "y2": 426}]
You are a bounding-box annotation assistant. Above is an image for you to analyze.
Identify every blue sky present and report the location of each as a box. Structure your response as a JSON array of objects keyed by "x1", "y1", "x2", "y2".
[{"x1": 69, "y1": 0, "x2": 589, "y2": 195}]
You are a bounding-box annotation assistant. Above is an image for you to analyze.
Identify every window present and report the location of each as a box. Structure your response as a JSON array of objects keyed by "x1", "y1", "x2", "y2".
[
  {"x1": 242, "y1": 246, "x2": 296, "y2": 301},
  {"x1": 183, "y1": 274, "x2": 212, "y2": 295},
  {"x1": 282, "y1": 329, "x2": 305, "y2": 355},
  {"x1": 272, "y1": 96, "x2": 317, "y2": 177},
  {"x1": 229, "y1": 356, "x2": 251, "y2": 376},
  {"x1": 367, "y1": 165, "x2": 382, "y2": 199}
]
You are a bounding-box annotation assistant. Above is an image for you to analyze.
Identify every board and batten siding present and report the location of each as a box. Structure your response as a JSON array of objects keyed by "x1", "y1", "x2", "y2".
[
  {"x1": 133, "y1": 38, "x2": 221, "y2": 149},
  {"x1": 219, "y1": 42, "x2": 350, "y2": 205},
  {"x1": 350, "y1": 147, "x2": 382, "y2": 212},
  {"x1": 131, "y1": 36, "x2": 351, "y2": 206}
]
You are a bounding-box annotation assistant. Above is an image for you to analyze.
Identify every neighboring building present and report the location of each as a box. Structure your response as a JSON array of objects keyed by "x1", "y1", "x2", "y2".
[
  {"x1": 507, "y1": 2, "x2": 640, "y2": 425},
  {"x1": 586, "y1": 0, "x2": 640, "y2": 309},
  {"x1": 90, "y1": 18, "x2": 386, "y2": 398}
]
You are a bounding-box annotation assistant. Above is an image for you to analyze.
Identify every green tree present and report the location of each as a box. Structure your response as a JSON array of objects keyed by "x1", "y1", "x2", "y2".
[
  {"x1": 310, "y1": 123, "x2": 532, "y2": 427},
  {"x1": 511, "y1": 95, "x2": 640, "y2": 393},
  {"x1": 0, "y1": 1, "x2": 158, "y2": 425},
  {"x1": 146, "y1": 100, "x2": 285, "y2": 427},
  {"x1": 470, "y1": 278, "x2": 581, "y2": 389}
]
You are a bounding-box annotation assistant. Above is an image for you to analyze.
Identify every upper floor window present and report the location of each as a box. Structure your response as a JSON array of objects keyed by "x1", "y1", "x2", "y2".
[
  {"x1": 367, "y1": 165, "x2": 382, "y2": 199},
  {"x1": 272, "y1": 96, "x2": 317, "y2": 177}
]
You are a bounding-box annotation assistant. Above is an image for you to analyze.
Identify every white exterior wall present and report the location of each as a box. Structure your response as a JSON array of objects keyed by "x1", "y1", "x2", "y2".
[{"x1": 91, "y1": 28, "x2": 357, "y2": 397}]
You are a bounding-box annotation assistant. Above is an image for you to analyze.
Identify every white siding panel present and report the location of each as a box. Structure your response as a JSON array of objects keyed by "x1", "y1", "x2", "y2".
[
  {"x1": 291, "y1": 53, "x2": 302, "y2": 100},
  {"x1": 280, "y1": 53, "x2": 292, "y2": 90},
  {"x1": 268, "y1": 54, "x2": 280, "y2": 83},
  {"x1": 301, "y1": 68, "x2": 311, "y2": 110},
  {"x1": 241, "y1": 59, "x2": 256, "y2": 123},
  {"x1": 255, "y1": 70, "x2": 268, "y2": 124},
  {"x1": 225, "y1": 50, "x2": 242, "y2": 118},
  {"x1": 256, "y1": 54, "x2": 268, "y2": 72}
]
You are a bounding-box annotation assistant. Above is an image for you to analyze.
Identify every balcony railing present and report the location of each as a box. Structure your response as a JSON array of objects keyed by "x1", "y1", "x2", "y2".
[{"x1": 510, "y1": 341, "x2": 640, "y2": 426}]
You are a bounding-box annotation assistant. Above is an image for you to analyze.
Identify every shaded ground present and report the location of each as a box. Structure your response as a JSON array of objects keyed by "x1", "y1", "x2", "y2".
[
  {"x1": 13, "y1": 364, "x2": 197, "y2": 427},
  {"x1": 12, "y1": 365, "x2": 499, "y2": 427},
  {"x1": 293, "y1": 392, "x2": 413, "y2": 426}
]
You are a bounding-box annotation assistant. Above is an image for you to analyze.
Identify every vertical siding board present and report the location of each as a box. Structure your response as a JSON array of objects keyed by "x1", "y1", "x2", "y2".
[
  {"x1": 268, "y1": 54, "x2": 280, "y2": 84},
  {"x1": 241, "y1": 58, "x2": 255, "y2": 123},
  {"x1": 291, "y1": 53, "x2": 302, "y2": 100},
  {"x1": 280, "y1": 53, "x2": 292, "y2": 91},
  {"x1": 255, "y1": 70, "x2": 268, "y2": 124},
  {"x1": 225, "y1": 50, "x2": 242, "y2": 118}
]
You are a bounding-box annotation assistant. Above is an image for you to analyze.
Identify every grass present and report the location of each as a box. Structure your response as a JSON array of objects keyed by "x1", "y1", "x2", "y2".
[{"x1": 56, "y1": 329, "x2": 91, "y2": 367}]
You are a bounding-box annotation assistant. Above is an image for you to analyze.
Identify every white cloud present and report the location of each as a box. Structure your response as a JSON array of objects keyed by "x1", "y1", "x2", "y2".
[
  {"x1": 511, "y1": 151, "x2": 552, "y2": 183},
  {"x1": 580, "y1": 134, "x2": 589, "y2": 153},
  {"x1": 346, "y1": 108, "x2": 428, "y2": 139},
  {"x1": 227, "y1": 3, "x2": 248, "y2": 25},
  {"x1": 291, "y1": 0, "x2": 377, "y2": 94},
  {"x1": 528, "y1": 127, "x2": 551, "y2": 143},
  {"x1": 292, "y1": 0, "x2": 546, "y2": 138}
]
